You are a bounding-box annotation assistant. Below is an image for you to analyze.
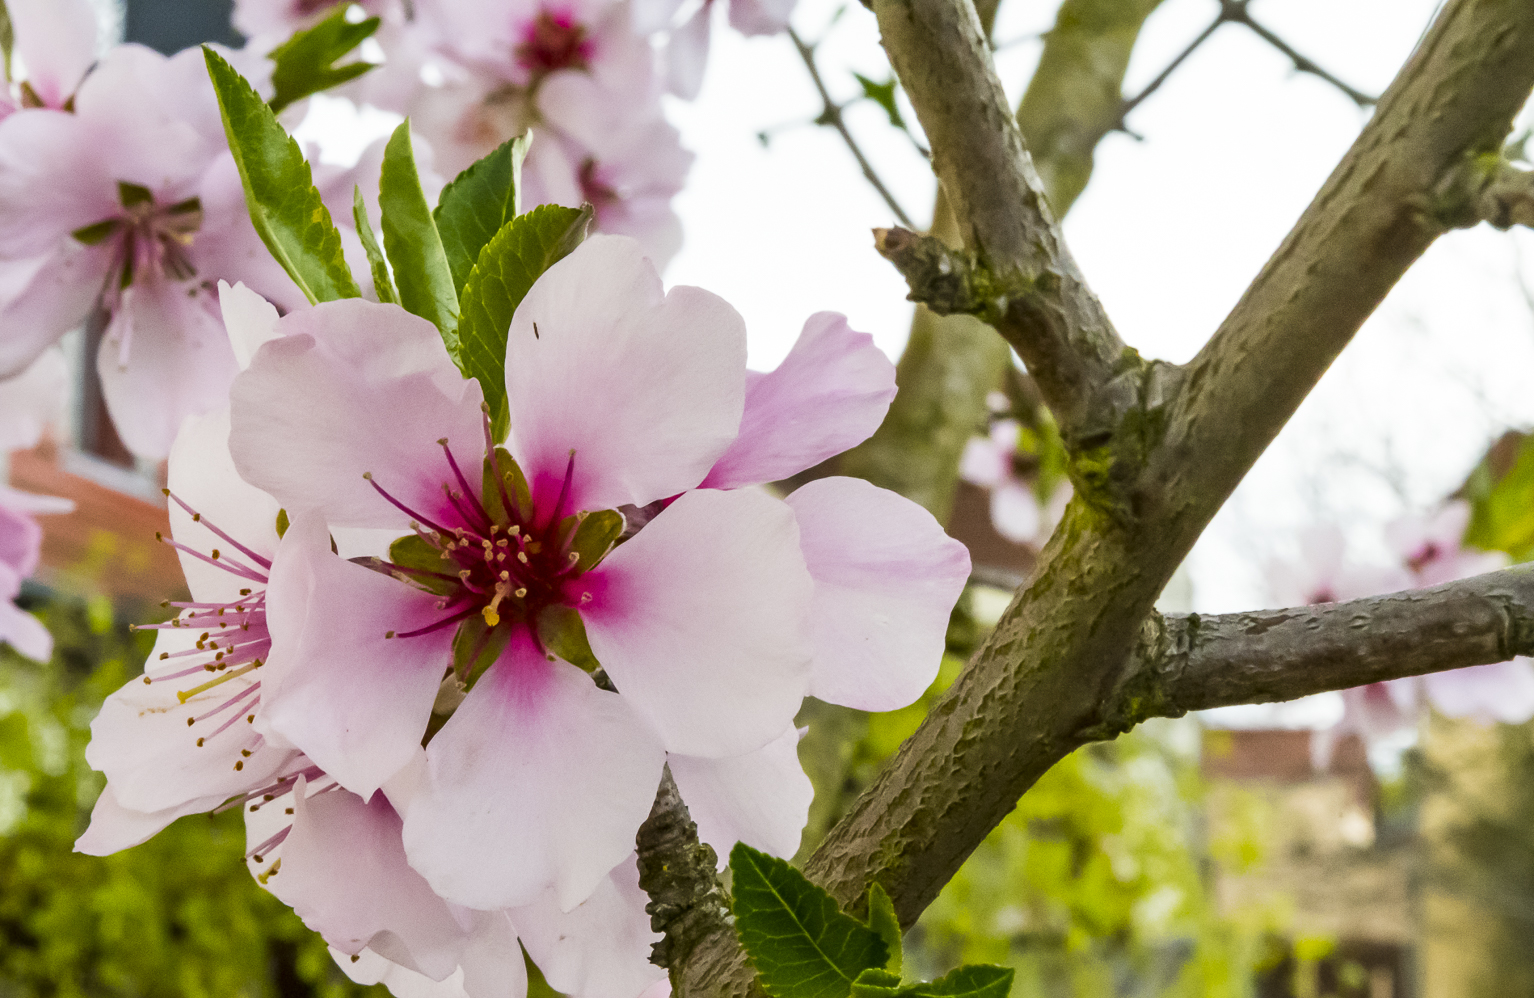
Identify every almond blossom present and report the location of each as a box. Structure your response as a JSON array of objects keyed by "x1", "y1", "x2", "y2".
[
  {"x1": 636, "y1": 0, "x2": 797, "y2": 100},
  {"x1": 227, "y1": 234, "x2": 968, "y2": 914},
  {"x1": 0, "y1": 0, "x2": 100, "y2": 118},
  {"x1": 0, "y1": 43, "x2": 304, "y2": 458}
]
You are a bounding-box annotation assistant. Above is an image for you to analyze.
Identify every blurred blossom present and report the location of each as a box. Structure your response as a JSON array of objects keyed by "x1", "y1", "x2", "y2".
[{"x1": 959, "y1": 418, "x2": 1071, "y2": 548}]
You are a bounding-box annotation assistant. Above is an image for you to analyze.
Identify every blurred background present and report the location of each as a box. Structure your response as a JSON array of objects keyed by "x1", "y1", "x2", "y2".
[{"x1": 6, "y1": 0, "x2": 1534, "y2": 996}]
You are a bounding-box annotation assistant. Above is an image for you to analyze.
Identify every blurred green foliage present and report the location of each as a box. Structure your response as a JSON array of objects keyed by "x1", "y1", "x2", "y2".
[
  {"x1": 798, "y1": 588, "x2": 1281, "y2": 998},
  {"x1": 0, "y1": 586, "x2": 383, "y2": 998}
]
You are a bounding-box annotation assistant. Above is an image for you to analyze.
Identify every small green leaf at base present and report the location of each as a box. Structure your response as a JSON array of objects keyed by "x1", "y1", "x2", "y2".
[
  {"x1": 459, "y1": 203, "x2": 591, "y2": 438},
  {"x1": 895, "y1": 966, "x2": 1013, "y2": 998},
  {"x1": 731, "y1": 842, "x2": 889, "y2": 998},
  {"x1": 435, "y1": 136, "x2": 529, "y2": 295},
  {"x1": 569, "y1": 509, "x2": 624, "y2": 573},
  {"x1": 204, "y1": 46, "x2": 360, "y2": 304},
  {"x1": 267, "y1": 4, "x2": 381, "y2": 114},
  {"x1": 866, "y1": 884, "x2": 902, "y2": 978},
  {"x1": 379, "y1": 120, "x2": 459, "y2": 348},
  {"x1": 353, "y1": 186, "x2": 399, "y2": 304},
  {"x1": 453, "y1": 614, "x2": 513, "y2": 688}
]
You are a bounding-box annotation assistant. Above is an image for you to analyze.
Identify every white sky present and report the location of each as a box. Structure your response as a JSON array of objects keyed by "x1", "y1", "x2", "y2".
[{"x1": 301, "y1": 0, "x2": 1534, "y2": 625}]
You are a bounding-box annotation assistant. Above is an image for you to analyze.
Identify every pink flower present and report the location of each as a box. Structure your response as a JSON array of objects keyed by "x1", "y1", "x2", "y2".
[
  {"x1": 0, "y1": 0, "x2": 100, "y2": 118},
  {"x1": 1264, "y1": 525, "x2": 1411, "y2": 608},
  {"x1": 233, "y1": 0, "x2": 402, "y2": 39},
  {"x1": 1385, "y1": 500, "x2": 1508, "y2": 587},
  {"x1": 0, "y1": 44, "x2": 305, "y2": 458},
  {"x1": 958, "y1": 419, "x2": 1070, "y2": 548},
  {"x1": 228, "y1": 235, "x2": 967, "y2": 912},
  {"x1": 636, "y1": 0, "x2": 798, "y2": 99}
]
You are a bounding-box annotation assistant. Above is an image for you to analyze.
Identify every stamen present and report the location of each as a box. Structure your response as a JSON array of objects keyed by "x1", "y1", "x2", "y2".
[
  {"x1": 177, "y1": 660, "x2": 262, "y2": 703},
  {"x1": 364, "y1": 473, "x2": 455, "y2": 536},
  {"x1": 439, "y1": 439, "x2": 493, "y2": 529},
  {"x1": 481, "y1": 406, "x2": 519, "y2": 525},
  {"x1": 393, "y1": 606, "x2": 479, "y2": 639},
  {"x1": 156, "y1": 534, "x2": 267, "y2": 583},
  {"x1": 163, "y1": 490, "x2": 274, "y2": 569},
  {"x1": 550, "y1": 450, "x2": 577, "y2": 524}
]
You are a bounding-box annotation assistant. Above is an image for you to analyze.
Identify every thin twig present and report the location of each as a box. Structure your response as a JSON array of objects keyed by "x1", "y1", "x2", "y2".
[
  {"x1": 1117, "y1": 0, "x2": 1375, "y2": 134},
  {"x1": 787, "y1": 27, "x2": 917, "y2": 228},
  {"x1": 1222, "y1": 0, "x2": 1377, "y2": 107},
  {"x1": 1116, "y1": 14, "x2": 1225, "y2": 127}
]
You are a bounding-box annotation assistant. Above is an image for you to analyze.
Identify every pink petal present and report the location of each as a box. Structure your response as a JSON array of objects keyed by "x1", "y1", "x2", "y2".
[
  {"x1": 665, "y1": 3, "x2": 712, "y2": 100},
  {"x1": 8, "y1": 0, "x2": 98, "y2": 107},
  {"x1": 229, "y1": 299, "x2": 486, "y2": 529},
  {"x1": 503, "y1": 235, "x2": 746, "y2": 513},
  {"x1": 701, "y1": 313, "x2": 895, "y2": 490},
  {"x1": 218, "y1": 282, "x2": 283, "y2": 372},
  {"x1": 96, "y1": 280, "x2": 241, "y2": 460},
  {"x1": 0, "y1": 109, "x2": 116, "y2": 256},
  {"x1": 581, "y1": 487, "x2": 813, "y2": 757},
  {"x1": 0, "y1": 244, "x2": 112, "y2": 377},
  {"x1": 989, "y1": 480, "x2": 1042, "y2": 545},
  {"x1": 0, "y1": 596, "x2": 52, "y2": 661},
  {"x1": 1424, "y1": 659, "x2": 1534, "y2": 724},
  {"x1": 259, "y1": 514, "x2": 453, "y2": 800},
  {"x1": 513, "y1": 856, "x2": 665, "y2": 998},
  {"x1": 400, "y1": 634, "x2": 666, "y2": 912},
  {"x1": 668, "y1": 727, "x2": 812, "y2": 864},
  {"x1": 785, "y1": 476, "x2": 970, "y2": 712},
  {"x1": 265, "y1": 782, "x2": 468, "y2": 981},
  {"x1": 727, "y1": 0, "x2": 797, "y2": 34}
]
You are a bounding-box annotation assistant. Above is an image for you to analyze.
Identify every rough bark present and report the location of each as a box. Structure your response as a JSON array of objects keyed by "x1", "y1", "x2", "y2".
[
  {"x1": 837, "y1": 0, "x2": 1165, "y2": 520},
  {"x1": 1111, "y1": 565, "x2": 1534, "y2": 720}
]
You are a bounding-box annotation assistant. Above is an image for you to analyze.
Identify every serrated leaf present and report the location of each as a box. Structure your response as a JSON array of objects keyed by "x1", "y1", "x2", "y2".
[
  {"x1": 380, "y1": 120, "x2": 459, "y2": 348},
  {"x1": 267, "y1": 3, "x2": 381, "y2": 114},
  {"x1": 852, "y1": 969, "x2": 903, "y2": 997},
  {"x1": 204, "y1": 46, "x2": 361, "y2": 304},
  {"x1": 459, "y1": 203, "x2": 591, "y2": 438},
  {"x1": 536, "y1": 604, "x2": 599, "y2": 673},
  {"x1": 434, "y1": 136, "x2": 529, "y2": 295},
  {"x1": 892, "y1": 966, "x2": 1013, "y2": 998},
  {"x1": 570, "y1": 509, "x2": 623, "y2": 573},
  {"x1": 353, "y1": 185, "x2": 398, "y2": 304},
  {"x1": 731, "y1": 842, "x2": 889, "y2": 998},
  {"x1": 854, "y1": 73, "x2": 905, "y2": 130},
  {"x1": 866, "y1": 884, "x2": 902, "y2": 978},
  {"x1": 453, "y1": 614, "x2": 513, "y2": 688},
  {"x1": 387, "y1": 534, "x2": 458, "y2": 596}
]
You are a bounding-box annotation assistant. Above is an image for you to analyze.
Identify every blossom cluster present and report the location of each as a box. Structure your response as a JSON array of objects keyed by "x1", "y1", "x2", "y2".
[{"x1": 1264, "y1": 502, "x2": 1534, "y2": 764}]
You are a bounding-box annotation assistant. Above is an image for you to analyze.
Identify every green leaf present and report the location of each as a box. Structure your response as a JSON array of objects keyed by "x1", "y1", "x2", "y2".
[
  {"x1": 353, "y1": 185, "x2": 399, "y2": 305},
  {"x1": 387, "y1": 534, "x2": 458, "y2": 596},
  {"x1": 379, "y1": 119, "x2": 460, "y2": 348},
  {"x1": 434, "y1": 136, "x2": 529, "y2": 296},
  {"x1": 459, "y1": 203, "x2": 591, "y2": 438},
  {"x1": 865, "y1": 884, "x2": 902, "y2": 978},
  {"x1": 267, "y1": 3, "x2": 381, "y2": 114},
  {"x1": 854, "y1": 73, "x2": 905, "y2": 129},
  {"x1": 731, "y1": 842, "x2": 889, "y2": 998},
  {"x1": 892, "y1": 966, "x2": 1013, "y2": 998},
  {"x1": 203, "y1": 46, "x2": 361, "y2": 304},
  {"x1": 117, "y1": 181, "x2": 154, "y2": 208},
  {"x1": 1463, "y1": 432, "x2": 1534, "y2": 560},
  {"x1": 453, "y1": 613, "x2": 513, "y2": 688},
  {"x1": 482, "y1": 446, "x2": 536, "y2": 526},
  {"x1": 851, "y1": 969, "x2": 903, "y2": 997},
  {"x1": 570, "y1": 510, "x2": 624, "y2": 573},
  {"x1": 536, "y1": 604, "x2": 600, "y2": 673}
]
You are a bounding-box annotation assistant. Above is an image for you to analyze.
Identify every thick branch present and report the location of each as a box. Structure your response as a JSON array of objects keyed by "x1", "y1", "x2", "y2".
[
  {"x1": 869, "y1": 0, "x2": 1129, "y2": 444},
  {"x1": 1105, "y1": 566, "x2": 1534, "y2": 726}
]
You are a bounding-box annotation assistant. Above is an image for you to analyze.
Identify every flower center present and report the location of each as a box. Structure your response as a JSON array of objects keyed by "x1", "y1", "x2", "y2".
[
  {"x1": 72, "y1": 181, "x2": 203, "y2": 294},
  {"x1": 515, "y1": 10, "x2": 592, "y2": 75},
  {"x1": 367, "y1": 414, "x2": 621, "y2": 686}
]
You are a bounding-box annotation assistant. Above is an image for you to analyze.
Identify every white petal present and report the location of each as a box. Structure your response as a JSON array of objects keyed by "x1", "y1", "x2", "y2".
[
  {"x1": 513, "y1": 856, "x2": 665, "y2": 998},
  {"x1": 668, "y1": 727, "x2": 812, "y2": 864}
]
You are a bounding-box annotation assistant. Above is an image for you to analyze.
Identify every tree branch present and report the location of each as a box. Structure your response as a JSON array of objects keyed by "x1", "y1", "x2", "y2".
[
  {"x1": 1103, "y1": 566, "x2": 1534, "y2": 728},
  {"x1": 1220, "y1": 0, "x2": 1376, "y2": 108}
]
